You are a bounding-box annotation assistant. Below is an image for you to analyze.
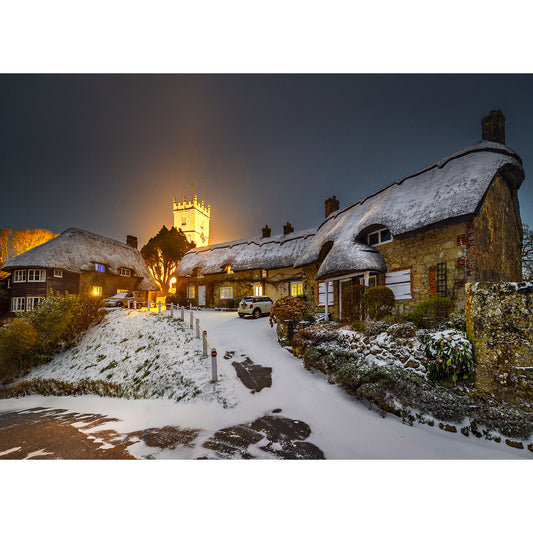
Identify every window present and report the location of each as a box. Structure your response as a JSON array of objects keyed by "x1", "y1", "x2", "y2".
[
  {"x1": 117, "y1": 289, "x2": 128, "y2": 294},
  {"x1": 290, "y1": 281, "x2": 304, "y2": 297},
  {"x1": 13, "y1": 270, "x2": 26, "y2": 283},
  {"x1": 318, "y1": 281, "x2": 334, "y2": 306},
  {"x1": 54, "y1": 269, "x2": 63, "y2": 278},
  {"x1": 95, "y1": 263, "x2": 105, "y2": 272},
  {"x1": 119, "y1": 268, "x2": 131, "y2": 277},
  {"x1": 385, "y1": 269, "x2": 412, "y2": 300},
  {"x1": 188, "y1": 286, "x2": 196, "y2": 299},
  {"x1": 26, "y1": 296, "x2": 43, "y2": 311},
  {"x1": 261, "y1": 269, "x2": 267, "y2": 278},
  {"x1": 253, "y1": 283, "x2": 263, "y2": 296},
  {"x1": 220, "y1": 286, "x2": 233, "y2": 299},
  {"x1": 225, "y1": 265, "x2": 234, "y2": 274},
  {"x1": 92, "y1": 286, "x2": 102, "y2": 297},
  {"x1": 7, "y1": 278, "x2": 11, "y2": 289},
  {"x1": 367, "y1": 228, "x2": 392, "y2": 246},
  {"x1": 436, "y1": 262, "x2": 447, "y2": 296},
  {"x1": 11, "y1": 297, "x2": 25, "y2": 312},
  {"x1": 28, "y1": 269, "x2": 46, "y2": 282}
]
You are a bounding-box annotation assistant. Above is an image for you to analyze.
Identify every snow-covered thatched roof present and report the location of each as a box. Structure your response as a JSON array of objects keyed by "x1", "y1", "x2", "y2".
[
  {"x1": 3, "y1": 227, "x2": 158, "y2": 290},
  {"x1": 176, "y1": 228, "x2": 316, "y2": 276},
  {"x1": 295, "y1": 141, "x2": 524, "y2": 279}
]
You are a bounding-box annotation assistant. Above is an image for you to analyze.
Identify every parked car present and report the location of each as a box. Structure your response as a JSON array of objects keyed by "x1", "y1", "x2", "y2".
[
  {"x1": 238, "y1": 296, "x2": 274, "y2": 318},
  {"x1": 105, "y1": 291, "x2": 144, "y2": 308}
]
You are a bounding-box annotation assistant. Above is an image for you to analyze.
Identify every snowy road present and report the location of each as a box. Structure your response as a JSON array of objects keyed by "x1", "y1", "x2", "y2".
[{"x1": 0, "y1": 310, "x2": 529, "y2": 459}]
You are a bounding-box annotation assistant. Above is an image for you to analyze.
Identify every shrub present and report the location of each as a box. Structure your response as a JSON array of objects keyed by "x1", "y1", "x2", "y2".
[
  {"x1": 364, "y1": 320, "x2": 390, "y2": 336},
  {"x1": 352, "y1": 320, "x2": 365, "y2": 333},
  {"x1": 407, "y1": 296, "x2": 453, "y2": 329},
  {"x1": 166, "y1": 294, "x2": 180, "y2": 305},
  {"x1": 439, "y1": 309, "x2": 466, "y2": 332},
  {"x1": 422, "y1": 330, "x2": 475, "y2": 383},
  {"x1": 387, "y1": 322, "x2": 416, "y2": 338},
  {"x1": 269, "y1": 296, "x2": 308, "y2": 327},
  {"x1": 341, "y1": 284, "x2": 366, "y2": 322},
  {"x1": 0, "y1": 318, "x2": 38, "y2": 383},
  {"x1": 362, "y1": 286, "x2": 395, "y2": 320}
]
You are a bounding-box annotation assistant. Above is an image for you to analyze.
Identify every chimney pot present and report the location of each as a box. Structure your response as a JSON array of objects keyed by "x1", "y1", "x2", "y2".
[
  {"x1": 325, "y1": 195, "x2": 340, "y2": 218},
  {"x1": 481, "y1": 109, "x2": 505, "y2": 144},
  {"x1": 127, "y1": 235, "x2": 138, "y2": 249},
  {"x1": 262, "y1": 225, "x2": 271, "y2": 238},
  {"x1": 283, "y1": 222, "x2": 294, "y2": 235}
]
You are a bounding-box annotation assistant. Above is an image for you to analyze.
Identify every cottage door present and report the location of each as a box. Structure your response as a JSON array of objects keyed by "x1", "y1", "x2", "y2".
[{"x1": 198, "y1": 285, "x2": 206, "y2": 306}]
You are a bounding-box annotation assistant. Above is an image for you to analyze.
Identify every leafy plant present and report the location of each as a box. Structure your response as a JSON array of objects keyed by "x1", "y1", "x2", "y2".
[
  {"x1": 269, "y1": 296, "x2": 308, "y2": 327},
  {"x1": 422, "y1": 330, "x2": 475, "y2": 383},
  {"x1": 0, "y1": 318, "x2": 38, "y2": 382},
  {"x1": 341, "y1": 284, "x2": 366, "y2": 322},
  {"x1": 362, "y1": 286, "x2": 395, "y2": 320},
  {"x1": 407, "y1": 296, "x2": 453, "y2": 329}
]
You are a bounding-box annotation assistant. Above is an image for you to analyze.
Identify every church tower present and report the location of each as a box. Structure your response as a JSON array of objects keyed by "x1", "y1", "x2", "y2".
[{"x1": 173, "y1": 192, "x2": 211, "y2": 246}]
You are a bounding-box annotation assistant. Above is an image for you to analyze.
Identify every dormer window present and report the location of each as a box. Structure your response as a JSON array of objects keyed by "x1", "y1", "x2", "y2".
[
  {"x1": 54, "y1": 269, "x2": 63, "y2": 278},
  {"x1": 95, "y1": 263, "x2": 105, "y2": 272},
  {"x1": 367, "y1": 228, "x2": 392, "y2": 246},
  {"x1": 225, "y1": 265, "x2": 234, "y2": 274},
  {"x1": 261, "y1": 269, "x2": 267, "y2": 278},
  {"x1": 119, "y1": 268, "x2": 131, "y2": 277}
]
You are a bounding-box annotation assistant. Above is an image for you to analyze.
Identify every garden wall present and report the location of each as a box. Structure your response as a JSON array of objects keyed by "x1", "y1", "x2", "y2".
[{"x1": 465, "y1": 282, "x2": 533, "y2": 403}]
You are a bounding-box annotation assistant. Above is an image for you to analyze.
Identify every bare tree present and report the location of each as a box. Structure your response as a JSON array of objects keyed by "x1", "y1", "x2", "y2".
[{"x1": 523, "y1": 224, "x2": 533, "y2": 281}]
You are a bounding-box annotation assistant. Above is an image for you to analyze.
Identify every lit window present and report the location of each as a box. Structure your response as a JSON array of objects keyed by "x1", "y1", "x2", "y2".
[
  {"x1": 26, "y1": 297, "x2": 42, "y2": 311},
  {"x1": 95, "y1": 263, "x2": 105, "y2": 272},
  {"x1": 253, "y1": 283, "x2": 263, "y2": 296},
  {"x1": 367, "y1": 228, "x2": 393, "y2": 246},
  {"x1": 13, "y1": 270, "x2": 26, "y2": 283},
  {"x1": 119, "y1": 268, "x2": 131, "y2": 277},
  {"x1": 318, "y1": 281, "x2": 334, "y2": 306},
  {"x1": 188, "y1": 286, "x2": 196, "y2": 299},
  {"x1": 28, "y1": 269, "x2": 46, "y2": 282},
  {"x1": 11, "y1": 297, "x2": 25, "y2": 312},
  {"x1": 225, "y1": 265, "x2": 234, "y2": 274},
  {"x1": 92, "y1": 286, "x2": 102, "y2": 296},
  {"x1": 117, "y1": 289, "x2": 128, "y2": 294},
  {"x1": 54, "y1": 269, "x2": 63, "y2": 278},
  {"x1": 220, "y1": 286, "x2": 233, "y2": 299},
  {"x1": 385, "y1": 269, "x2": 412, "y2": 300},
  {"x1": 290, "y1": 281, "x2": 304, "y2": 297},
  {"x1": 261, "y1": 269, "x2": 267, "y2": 278}
]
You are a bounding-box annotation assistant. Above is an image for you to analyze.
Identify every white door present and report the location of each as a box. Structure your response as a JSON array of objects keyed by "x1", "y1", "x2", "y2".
[{"x1": 198, "y1": 285, "x2": 206, "y2": 306}]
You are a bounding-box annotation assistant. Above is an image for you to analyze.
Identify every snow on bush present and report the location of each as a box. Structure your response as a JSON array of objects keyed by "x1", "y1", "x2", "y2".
[{"x1": 422, "y1": 330, "x2": 475, "y2": 383}]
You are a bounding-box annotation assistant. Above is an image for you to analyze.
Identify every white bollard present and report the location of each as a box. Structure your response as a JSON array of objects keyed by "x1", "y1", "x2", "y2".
[
  {"x1": 158, "y1": 301, "x2": 162, "y2": 314},
  {"x1": 211, "y1": 348, "x2": 218, "y2": 382},
  {"x1": 147, "y1": 300, "x2": 151, "y2": 312},
  {"x1": 203, "y1": 330, "x2": 207, "y2": 357},
  {"x1": 181, "y1": 306, "x2": 184, "y2": 321},
  {"x1": 170, "y1": 303, "x2": 174, "y2": 318},
  {"x1": 190, "y1": 310, "x2": 193, "y2": 329},
  {"x1": 196, "y1": 318, "x2": 201, "y2": 339}
]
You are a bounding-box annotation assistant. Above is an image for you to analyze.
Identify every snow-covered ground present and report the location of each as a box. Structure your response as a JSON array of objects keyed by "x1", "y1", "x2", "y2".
[{"x1": 0, "y1": 309, "x2": 529, "y2": 459}]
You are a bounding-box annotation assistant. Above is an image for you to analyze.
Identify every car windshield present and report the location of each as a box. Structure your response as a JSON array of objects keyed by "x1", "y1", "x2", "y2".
[
  {"x1": 113, "y1": 292, "x2": 128, "y2": 297},
  {"x1": 241, "y1": 297, "x2": 254, "y2": 302}
]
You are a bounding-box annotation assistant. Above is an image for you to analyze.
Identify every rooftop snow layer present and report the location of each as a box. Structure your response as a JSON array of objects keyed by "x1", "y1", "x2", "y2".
[
  {"x1": 176, "y1": 228, "x2": 316, "y2": 276},
  {"x1": 3, "y1": 227, "x2": 158, "y2": 289},
  {"x1": 295, "y1": 141, "x2": 524, "y2": 277}
]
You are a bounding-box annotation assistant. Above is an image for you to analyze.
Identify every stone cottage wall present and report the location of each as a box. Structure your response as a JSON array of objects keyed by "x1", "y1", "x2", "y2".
[{"x1": 465, "y1": 282, "x2": 533, "y2": 403}]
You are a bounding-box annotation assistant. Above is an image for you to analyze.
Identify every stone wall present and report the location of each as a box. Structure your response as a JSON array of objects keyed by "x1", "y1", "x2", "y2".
[{"x1": 466, "y1": 282, "x2": 533, "y2": 403}]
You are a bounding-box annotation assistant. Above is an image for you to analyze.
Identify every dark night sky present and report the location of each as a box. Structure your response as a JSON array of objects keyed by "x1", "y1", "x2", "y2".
[{"x1": 1, "y1": 74, "x2": 532, "y2": 248}]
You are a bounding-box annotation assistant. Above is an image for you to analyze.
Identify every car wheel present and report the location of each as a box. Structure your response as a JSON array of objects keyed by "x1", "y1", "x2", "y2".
[
  {"x1": 116, "y1": 302, "x2": 123, "y2": 307},
  {"x1": 253, "y1": 308, "x2": 261, "y2": 319},
  {"x1": 238, "y1": 313, "x2": 245, "y2": 318}
]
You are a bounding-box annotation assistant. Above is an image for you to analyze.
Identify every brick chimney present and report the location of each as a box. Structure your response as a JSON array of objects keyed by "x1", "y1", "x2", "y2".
[
  {"x1": 481, "y1": 109, "x2": 505, "y2": 144},
  {"x1": 262, "y1": 225, "x2": 271, "y2": 238},
  {"x1": 283, "y1": 222, "x2": 294, "y2": 235},
  {"x1": 325, "y1": 195, "x2": 340, "y2": 218},
  {"x1": 126, "y1": 235, "x2": 138, "y2": 249}
]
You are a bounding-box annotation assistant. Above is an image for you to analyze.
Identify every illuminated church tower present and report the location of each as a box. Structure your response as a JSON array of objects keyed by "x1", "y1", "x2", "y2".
[{"x1": 173, "y1": 191, "x2": 211, "y2": 246}]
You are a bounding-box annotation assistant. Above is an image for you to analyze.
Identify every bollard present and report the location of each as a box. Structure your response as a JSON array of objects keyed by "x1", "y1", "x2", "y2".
[
  {"x1": 203, "y1": 330, "x2": 207, "y2": 357},
  {"x1": 158, "y1": 301, "x2": 162, "y2": 314},
  {"x1": 196, "y1": 318, "x2": 200, "y2": 339},
  {"x1": 190, "y1": 310, "x2": 193, "y2": 329},
  {"x1": 181, "y1": 305, "x2": 184, "y2": 321},
  {"x1": 134, "y1": 301, "x2": 137, "y2": 310},
  {"x1": 211, "y1": 348, "x2": 218, "y2": 382},
  {"x1": 170, "y1": 303, "x2": 174, "y2": 318},
  {"x1": 147, "y1": 300, "x2": 151, "y2": 312}
]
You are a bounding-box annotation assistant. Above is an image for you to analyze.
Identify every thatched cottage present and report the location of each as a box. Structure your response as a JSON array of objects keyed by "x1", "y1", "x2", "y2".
[
  {"x1": 3, "y1": 227, "x2": 157, "y2": 311},
  {"x1": 177, "y1": 110, "x2": 525, "y2": 319}
]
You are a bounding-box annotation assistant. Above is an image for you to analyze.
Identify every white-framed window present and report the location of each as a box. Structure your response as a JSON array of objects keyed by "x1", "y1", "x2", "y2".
[
  {"x1": 220, "y1": 286, "x2": 233, "y2": 299},
  {"x1": 253, "y1": 283, "x2": 263, "y2": 296},
  {"x1": 386, "y1": 269, "x2": 412, "y2": 300},
  {"x1": 94, "y1": 263, "x2": 105, "y2": 272},
  {"x1": 261, "y1": 269, "x2": 267, "y2": 278},
  {"x1": 290, "y1": 281, "x2": 304, "y2": 297},
  {"x1": 7, "y1": 278, "x2": 11, "y2": 289},
  {"x1": 318, "y1": 281, "x2": 334, "y2": 306},
  {"x1": 367, "y1": 228, "x2": 392, "y2": 246},
  {"x1": 13, "y1": 270, "x2": 26, "y2": 283},
  {"x1": 11, "y1": 297, "x2": 25, "y2": 312},
  {"x1": 54, "y1": 269, "x2": 63, "y2": 278},
  {"x1": 119, "y1": 268, "x2": 131, "y2": 277},
  {"x1": 28, "y1": 269, "x2": 46, "y2": 282},
  {"x1": 188, "y1": 286, "x2": 196, "y2": 299},
  {"x1": 92, "y1": 286, "x2": 102, "y2": 297},
  {"x1": 354, "y1": 274, "x2": 377, "y2": 287},
  {"x1": 26, "y1": 296, "x2": 43, "y2": 311}
]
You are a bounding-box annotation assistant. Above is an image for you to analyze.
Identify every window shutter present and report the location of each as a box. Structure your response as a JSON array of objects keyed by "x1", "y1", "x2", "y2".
[{"x1": 385, "y1": 269, "x2": 411, "y2": 300}]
